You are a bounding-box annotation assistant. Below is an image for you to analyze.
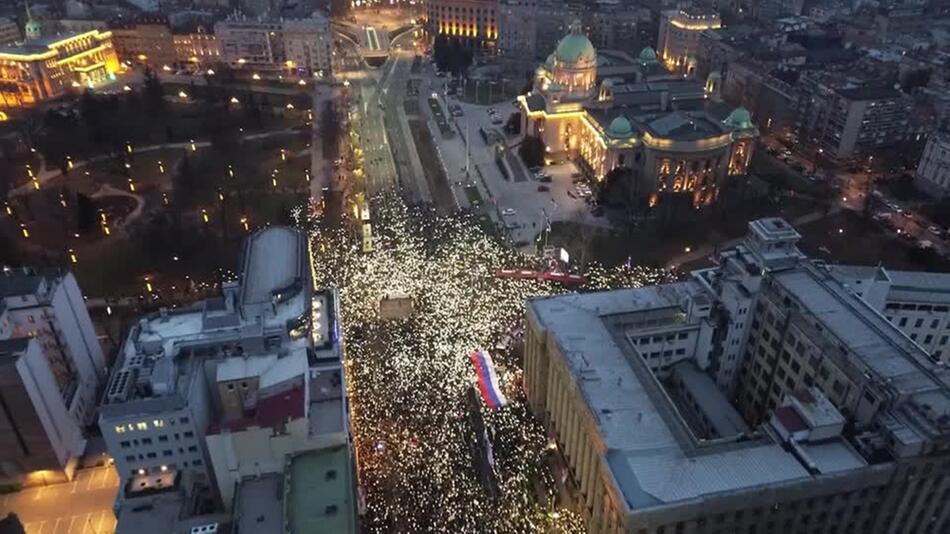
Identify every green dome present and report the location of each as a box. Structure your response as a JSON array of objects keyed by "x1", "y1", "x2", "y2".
[
  {"x1": 724, "y1": 106, "x2": 753, "y2": 130},
  {"x1": 24, "y1": 19, "x2": 41, "y2": 39},
  {"x1": 554, "y1": 21, "x2": 596, "y2": 64},
  {"x1": 639, "y1": 47, "x2": 658, "y2": 63},
  {"x1": 607, "y1": 116, "x2": 633, "y2": 138}
]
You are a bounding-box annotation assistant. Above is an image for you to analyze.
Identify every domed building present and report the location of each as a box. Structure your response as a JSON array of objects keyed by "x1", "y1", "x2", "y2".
[{"x1": 518, "y1": 23, "x2": 757, "y2": 209}]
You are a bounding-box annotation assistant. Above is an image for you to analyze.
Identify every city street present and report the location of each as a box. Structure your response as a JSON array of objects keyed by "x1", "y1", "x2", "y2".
[{"x1": 0, "y1": 466, "x2": 119, "y2": 534}]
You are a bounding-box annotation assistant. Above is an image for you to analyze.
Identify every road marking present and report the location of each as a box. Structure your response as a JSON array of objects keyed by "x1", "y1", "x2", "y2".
[
  {"x1": 96, "y1": 510, "x2": 105, "y2": 532},
  {"x1": 85, "y1": 471, "x2": 96, "y2": 491},
  {"x1": 66, "y1": 515, "x2": 77, "y2": 534},
  {"x1": 52, "y1": 517, "x2": 61, "y2": 534},
  {"x1": 70, "y1": 480, "x2": 78, "y2": 494},
  {"x1": 34, "y1": 520, "x2": 46, "y2": 534},
  {"x1": 79, "y1": 513, "x2": 91, "y2": 534},
  {"x1": 33, "y1": 486, "x2": 44, "y2": 501}
]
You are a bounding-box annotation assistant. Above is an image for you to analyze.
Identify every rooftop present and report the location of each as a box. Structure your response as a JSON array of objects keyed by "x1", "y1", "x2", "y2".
[
  {"x1": 286, "y1": 448, "x2": 356, "y2": 534},
  {"x1": 235, "y1": 475, "x2": 283, "y2": 534},
  {"x1": 240, "y1": 226, "x2": 305, "y2": 307}
]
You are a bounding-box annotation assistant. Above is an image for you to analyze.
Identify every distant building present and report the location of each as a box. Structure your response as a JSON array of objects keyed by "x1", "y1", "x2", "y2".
[
  {"x1": 796, "y1": 78, "x2": 917, "y2": 160},
  {"x1": 0, "y1": 269, "x2": 105, "y2": 482},
  {"x1": 914, "y1": 131, "x2": 950, "y2": 199},
  {"x1": 425, "y1": 0, "x2": 498, "y2": 53},
  {"x1": 100, "y1": 227, "x2": 354, "y2": 521},
  {"x1": 172, "y1": 26, "x2": 219, "y2": 69},
  {"x1": 215, "y1": 14, "x2": 331, "y2": 77},
  {"x1": 0, "y1": 26, "x2": 120, "y2": 108},
  {"x1": 519, "y1": 23, "x2": 756, "y2": 209},
  {"x1": 526, "y1": 217, "x2": 950, "y2": 533},
  {"x1": 0, "y1": 18, "x2": 20, "y2": 47},
  {"x1": 828, "y1": 265, "x2": 950, "y2": 361},
  {"x1": 109, "y1": 16, "x2": 176, "y2": 69},
  {"x1": 656, "y1": 6, "x2": 721, "y2": 75},
  {"x1": 497, "y1": 0, "x2": 650, "y2": 68}
]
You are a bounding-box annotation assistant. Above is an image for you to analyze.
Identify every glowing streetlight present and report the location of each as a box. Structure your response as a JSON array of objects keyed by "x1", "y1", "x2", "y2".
[
  {"x1": 20, "y1": 224, "x2": 29, "y2": 238},
  {"x1": 128, "y1": 179, "x2": 136, "y2": 192},
  {"x1": 123, "y1": 85, "x2": 132, "y2": 92},
  {"x1": 68, "y1": 249, "x2": 78, "y2": 264},
  {"x1": 286, "y1": 103, "x2": 295, "y2": 110},
  {"x1": 190, "y1": 139, "x2": 197, "y2": 151},
  {"x1": 230, "y1": 96, "x2": 239, "y2": 104},
  {"x1": 252, "y1": 73, "x2": 261, "y2": 80},
  {"x1": 162, "y1": 65, "x2": 171, "y2": 71},
  {"x1": 66, "y1": 156, "x2": 74, "y2": 169},
  {"x1": 240, "y1": 216, "x2": 249, "y2": 231},
  {"x1": 298, "y1": 79, "x2": 306, "y2": 86},
  {"x1": 178, "y1": 90, "x2": 188, "y2": 99},
  {"x1": 126, "y1": 142, "x2": 133, "y2": 154},
  {"x1": 144, "y1": 277, "x2": 153, "y2": 293},
  {"x1": 228, "y1": 165, "x2": 234, "y2": 178},
  {"x1": 32, "y1": 179, "x2": 39, "y2": 190},
  {"x1": 207, "y1": 69, "x2": 215, "y2": 75},
  {"x1": 280, "y1": 148, "x2": 287, "y2": 161},
  {"x1": 201, "y1": 209, "x2": 209, "y2": 223},
  {"x1": 4, "y1": 202, "x2": 12, "y2": 216},
  {"x1": 162, "y1": 193, "x2": 169, "y2": 206},
  {"x1": 158, "y1": 161, "x2": 165, "y2": 174}
]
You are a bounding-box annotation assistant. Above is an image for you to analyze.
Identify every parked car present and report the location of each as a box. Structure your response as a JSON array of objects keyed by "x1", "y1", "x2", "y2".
[
  {"x1": 502, "y1": 208, "x2": 516, "y2": 216},
  {"x1": 537, "y1": 185, "x2": 550, "y2": 192},
  {"x1": 539, "y1": 175, "x2": 552, "y2": 183}
]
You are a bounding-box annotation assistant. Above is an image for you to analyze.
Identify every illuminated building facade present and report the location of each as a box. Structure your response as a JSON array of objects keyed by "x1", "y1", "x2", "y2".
[
  {"x1": 215, "y1": 14, "x2": 331, "y2": 77},
  {"x1": 426, "y1": 0, "x2": 498, "y2": 52},
  {"x1": 519, "y1": 23, "x2": 756, "y2": 208},
  {"x1": 172, "y1": 26, "x2": 220, "y2": 69},
  {"x1": 657, "y1": 6, "x2": 721, "y2": 75},
  {"x1": 0, "y1": 29, "x2": 120, "y2": 108},
  {"x1": 109, "y1": 16, "x2": 176, "y2": 69}
]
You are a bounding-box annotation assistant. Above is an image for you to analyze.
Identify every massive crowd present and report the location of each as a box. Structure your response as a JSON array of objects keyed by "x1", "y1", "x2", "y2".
[{"x1": 310, "y1": 192, "x2": 669, "y2": 533}]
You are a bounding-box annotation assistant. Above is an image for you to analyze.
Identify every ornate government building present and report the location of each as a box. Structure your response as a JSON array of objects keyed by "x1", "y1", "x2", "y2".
[
  {"x1": 518, "y1": 21, "x2": 756, "y2": 208},
  {"x1": 0, "y1": 8, "x2": 120, "y2": 108}
]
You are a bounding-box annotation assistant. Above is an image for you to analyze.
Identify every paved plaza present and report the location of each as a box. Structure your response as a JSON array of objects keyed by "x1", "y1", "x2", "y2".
[{"x1": 0, "y1": 466, "x2": 119, "y2": 534}]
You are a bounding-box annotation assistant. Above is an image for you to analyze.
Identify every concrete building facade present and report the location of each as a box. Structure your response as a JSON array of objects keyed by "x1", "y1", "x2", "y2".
[
  {"x1": 426, "y1": 0, "x2": 498, "y2": 53},
  {"x1": 215, "y1": 14, "x2": 331, "y2": 77},
  {"x1": 656, "y1": 6, "x2": 721, "y2": 75},
  {"x1": 525, "y1": 218, "x2": 950, "y2": 533},
  {"x1": 0, "y1": 269, "x2": 104, "y2": 481},
  {"x1": 109, "y1": 16, "x2": 177, "y2": 69},
  {"x1": 914, "y1": 132, "x2": 950, "y2": 199}
]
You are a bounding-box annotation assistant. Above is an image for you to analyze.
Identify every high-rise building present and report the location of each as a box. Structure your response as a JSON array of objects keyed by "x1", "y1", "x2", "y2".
[
  {"x1": 656, "y1": 6, "x2": 721, "y2": 75},
  {"x1": 215, "y1": 13, "x2": 331, "y2": 77},
  {"x1": 0, "y1": 269, "x2": 105, "y2": 482},
  {"x1": 525, "y1": 217, "x2": 950, "y2": 533}
]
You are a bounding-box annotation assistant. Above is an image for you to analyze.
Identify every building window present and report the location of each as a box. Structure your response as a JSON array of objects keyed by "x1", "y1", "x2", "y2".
[
  {"x1": 141, "y1": 438, "x2": 152, "y2": 445},
  {"x1": 119, "y1": 441, "x2": 131, "y2": 448},
  {"x1": 153, "y1": 419, "x2": 165, "y2": 428},
  {"x1": 187, "y1": 446, "x2": 198, "y2": 452},
  {"x1": 146, "y1": 452, "x2": 157, "y2": 459},
  {"x1": 158, "y1": 435, "x2": 168, "y2": 442},
  {"x1": 183, "y1": 431, "x2": 194, "y2": 438},
  {"x1": 136, "y1": 422, "x2": 148, "y2": 431},
  {"x1": 115, "y1": 426, "x2": 126, "y2": 434}
]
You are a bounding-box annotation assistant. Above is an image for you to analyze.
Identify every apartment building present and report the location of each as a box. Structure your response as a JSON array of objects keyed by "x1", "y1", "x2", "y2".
[
  {"x1": 109, "y1": 16, "x2": 177, "y2": 69},
  {"x1": 796, "y1": 77, "x2": 915, "y2": 160},
  {"x1": 0, "y1": 269, "x2": 104, "y2": 481},
  {"x1": 914, "y1": 131, "x2": 950, "y2": 199},
  {"x1": 656, "y1": 6, "x2": 721, "y2": 75},
  {"x1": 526, "y1": 218, "x2": 950, "y2": 533},
  {"x1": 0, "y1": 18, "x2": 20, "y2": 47},
  {"x1": 100, "y1": 227, "x2": 352, "y2": 515},
  {"x1": 214, "y1": 13, "x2": 331, "y2": 77},
  {"x1": 172, "y1": 25, "x2": 220, "y2": 69},
  {"x1": 496, "y1": 0, "x2": 649, "y2": 66}
]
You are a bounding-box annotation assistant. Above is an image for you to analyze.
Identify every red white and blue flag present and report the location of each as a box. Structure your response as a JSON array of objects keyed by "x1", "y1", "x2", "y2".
[{"x1": 470, "y1": 349, "x2": 507, "y2": 409}]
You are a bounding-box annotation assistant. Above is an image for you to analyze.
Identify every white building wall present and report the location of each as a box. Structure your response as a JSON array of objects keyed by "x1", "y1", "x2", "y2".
[
  {"x1": 18, "y1": 340, "x2": 85, "y2": 471},
  {"x1": 915, "y1": 134, "x2": 950, "y2": 199},
  {"x1": 103, "y1": 409, "x2": 209, "y2": 480},
  {"x1": 884, "y1": 303, "x2": 950, "y2": 361}
]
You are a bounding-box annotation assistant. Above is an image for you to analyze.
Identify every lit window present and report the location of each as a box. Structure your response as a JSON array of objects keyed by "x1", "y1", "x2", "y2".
[
  {"x1": 153, "y1": 419, "x2": 165, "y2": 428},
  {"x1": 136, "y1": 422, "x2": 148, "y2": 431},
  {"x1": 115, "y1": 426, "x2": 126, "y2": 434}
]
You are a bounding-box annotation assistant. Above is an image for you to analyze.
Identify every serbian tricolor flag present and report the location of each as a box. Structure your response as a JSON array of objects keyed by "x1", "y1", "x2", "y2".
[{"x1": 470, "y1": 349, "x2": 507, "y2": 409}]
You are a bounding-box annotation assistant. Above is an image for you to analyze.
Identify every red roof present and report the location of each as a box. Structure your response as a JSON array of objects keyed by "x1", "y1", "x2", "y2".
[
  {"x1": 207, "y1": 384, "x2": 306, "y2": 435},
  {"x1": 773, "y1": 406, "x2": 808, "y2": 433}
]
